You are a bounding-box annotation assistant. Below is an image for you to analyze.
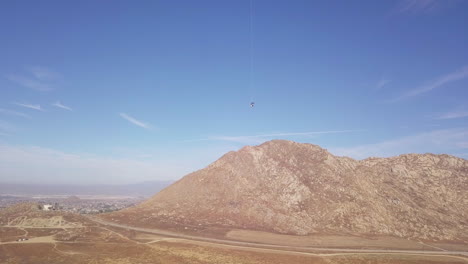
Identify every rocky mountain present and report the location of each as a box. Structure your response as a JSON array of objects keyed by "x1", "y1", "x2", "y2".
[{"x1": 104, "y1": 140, "x2": 468, "y2": 241}]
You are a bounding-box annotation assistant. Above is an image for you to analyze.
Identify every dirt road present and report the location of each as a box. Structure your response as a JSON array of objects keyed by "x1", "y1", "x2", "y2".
[{"x1": 86, "y1": 216, "x2": 468, "y2": 260}]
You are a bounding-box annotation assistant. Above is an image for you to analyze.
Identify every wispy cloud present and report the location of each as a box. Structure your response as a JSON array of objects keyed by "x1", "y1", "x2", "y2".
[
  {"x1": 435, "y1": 109, "x2": 468, "y2": 120},
  {"x1": 0, "y1": 120, "x2": 15, "y2": 134},
  {"x1": 0, "y1": 108, "x2": 30, "y2": 118},
  {"x1": 0, "y1": 144, "x2": 189, "y2": 184},
  {"x1": 330, "y1": 128, "x2": 468, "y2": 159},
  {"x1": 6, "y1": 67, "x2": 61, "y2": 92},
  {"x1": 394, "y1": 0, "x2": 461, "y2": 14},
  {"x1": 376, "y1": 78, "x2": 391, "y2": 90},
  {"x1": 7, "y1": 75, "x2": 53, "y2": 91},
  {"x1": 29, "y1": 67, "x2": 61, "y2": 80},
  {"x1": 396, "y1": 0, "x2": 438, "y2": 14},
  {"x1": 119, "y1": 113, "x2": 151, "y2": 129},
  {"x1": 13, "y1": 102, "x2": 44, "y2": 111},
  {"x1": 52, "y1": 101, "x2": 72, "y2": 111},
  {"x1": 186, "y1": 130, "x2": 363, "y2": 144},
  {"x1": 391, "y1": 66, "x2": 468, "y2": 102},
  {"x1": 0, "y1": 143, "x2": 232, "y2": 184}
]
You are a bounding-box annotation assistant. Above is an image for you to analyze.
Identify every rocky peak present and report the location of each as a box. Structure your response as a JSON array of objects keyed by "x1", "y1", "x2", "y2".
[{"x1": 105, "y1": 140, "x2": 468, "y2": 242}]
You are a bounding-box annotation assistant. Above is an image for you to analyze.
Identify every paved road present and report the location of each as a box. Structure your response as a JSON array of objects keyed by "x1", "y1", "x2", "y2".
[{"x1": 86, "y1": 216, "x2": 468, "y2": 259}]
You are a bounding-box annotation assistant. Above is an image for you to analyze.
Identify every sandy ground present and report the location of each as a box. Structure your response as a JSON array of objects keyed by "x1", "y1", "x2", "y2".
[
  {"x1": 226, "y1": 229, "x2": 468, "y2": 251},
  {"x1": 1, "y1": 213, "x2": 467, "y2": 264},
  {"x1": 6, "y1": 215, "x2": 82, "y2": 228},
  {"x1": 0, "y1": 235, "x2": 56, "y2": 245},
  {"x1": 1, "y1": 225, "x2": 467, "y2": 264}
]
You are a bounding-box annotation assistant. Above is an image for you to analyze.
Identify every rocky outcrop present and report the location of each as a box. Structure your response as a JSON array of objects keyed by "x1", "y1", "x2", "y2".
[{"x1": 105, "y1": 140, "x2": 468, "y2": 241}]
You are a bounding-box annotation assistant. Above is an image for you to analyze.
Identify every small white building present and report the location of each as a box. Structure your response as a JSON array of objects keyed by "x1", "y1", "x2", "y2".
[{"x1": 41, "y1": 204, "x2": 53, "y2": 211}]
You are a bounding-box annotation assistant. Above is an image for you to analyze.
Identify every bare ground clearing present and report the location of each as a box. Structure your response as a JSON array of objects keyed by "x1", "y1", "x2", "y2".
[
  {"x1": 1, "y1": 221, "x2": 467, "y2": 264},
  {"x1": 226, "y1": 229, "x2": 468, "y2": 251}
]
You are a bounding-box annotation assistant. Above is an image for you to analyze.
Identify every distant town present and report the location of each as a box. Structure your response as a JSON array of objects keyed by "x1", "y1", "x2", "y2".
[{"x1": 0, "y1": 194, "x2": 144, "y2": 214}]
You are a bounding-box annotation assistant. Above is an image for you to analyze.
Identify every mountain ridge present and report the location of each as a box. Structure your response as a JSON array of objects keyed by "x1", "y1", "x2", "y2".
[{"x1": 104, "y1": 140, "x2": 467, "y2": 242}]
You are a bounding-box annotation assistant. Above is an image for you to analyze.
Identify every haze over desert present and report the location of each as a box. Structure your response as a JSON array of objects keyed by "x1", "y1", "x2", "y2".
[{"x1": 1, "y1": 0, "x2": 468, "y2": 263}]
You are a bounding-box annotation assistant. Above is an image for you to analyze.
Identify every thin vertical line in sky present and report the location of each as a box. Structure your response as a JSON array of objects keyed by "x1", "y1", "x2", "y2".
[{"x1": 249, "y1": 0, "x2": 255, "y2": 100}]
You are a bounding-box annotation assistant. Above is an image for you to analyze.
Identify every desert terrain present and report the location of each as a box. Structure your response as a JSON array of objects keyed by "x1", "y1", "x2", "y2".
[
  {"x1": 1, "y1": 140, "x2": 467, "y2": 263},
  {"x1": 106, "y1": 140, "x2": 467, "y2": 242},
  {"x1": 1, "y1": 200, "x2": 467, "y2": 263}
]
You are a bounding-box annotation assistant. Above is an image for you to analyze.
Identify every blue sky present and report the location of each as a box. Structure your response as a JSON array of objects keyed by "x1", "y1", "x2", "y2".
[{"x1": 0, "y1": 0, "x2": 467, "y2": 184}]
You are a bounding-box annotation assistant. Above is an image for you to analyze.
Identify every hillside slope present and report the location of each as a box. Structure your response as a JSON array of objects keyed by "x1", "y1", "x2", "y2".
[{"x1": 104, "y1": 140, "x2": 468, "y2": 241}]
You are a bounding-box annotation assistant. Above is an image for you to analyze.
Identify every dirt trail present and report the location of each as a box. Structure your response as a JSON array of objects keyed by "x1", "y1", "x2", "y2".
[
  {"x1": 418, "y1": 241, "x2": 448, "y2": 251},
  {"x1": 87, "y1": 216, "x2": 468, "y2": 260},
  {"x1": 6, "y1": 216, "x2": 82, "y2": 229},
  {"x1": 19, "y1": 227, "x2": 28, "y2": 237},
  {"x1": 53, "y1": 243, "x2": 88, "y2": 256},
  {"x1": 158, "y1": 238, "x2": 468, "y2": 263},
  {"x1": 146, "y1": 238, "x2": 178, "y2": 244},
  {"x1": 0, "y1": 235, "x2": 56, "y2": 245},
  {"x1": 99, "y1": 226, "x2": 135, "y2": 243}
]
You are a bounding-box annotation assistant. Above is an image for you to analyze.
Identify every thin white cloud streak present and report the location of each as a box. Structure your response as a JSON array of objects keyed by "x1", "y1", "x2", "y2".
[
  {"x1": 13, "y1": 102, "x2": 44, "y2": 111},
  {"x1": 392, "y1": 66, "x2": 468, "y2": 102},
  {"x1": 435, "y1": 109, "x2": 468, "y2": 120},
  {"x1": 7, "y1": 74, "x2": 53, "y2": 91},
  {"x1": 0, "y1": 145, "x2": 186, "y2": 184},
  {"x1": 0, "y1": 108, "x2": 30, "y2": 118},
  {"x1": 397, "y1": 0, "x2": 438, "y2": 14},
  {"x1": 52, "y1": 101, "x2": 72, "y2": 111},
  {"x1": 119, "y1": 113, "x2": 151, "y2": 129},
  {"x1": 0, "y1": 120, "x2": 15, "y2": 133},
  {"x1": 395, "y1": 0, "x2": 462, "y2": 14},
  {"x1": 6, "y1": 67, "x2": 61, "y2": 92},
  {"x1": 29, "y1": 67, "x2": 61, "y2": 80},
  {"x1": 186, "y1": 130, "x2": 364, "y2": 144},
  {"x1": 330, "y1": 128, "x2": 468, "y2": 160},
  {"x1": 0, "y1": 144, "x2": 231, "y2": 184},
  {"x1": 376, "y1": 78, "x2": 390, "y2": 90}
]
